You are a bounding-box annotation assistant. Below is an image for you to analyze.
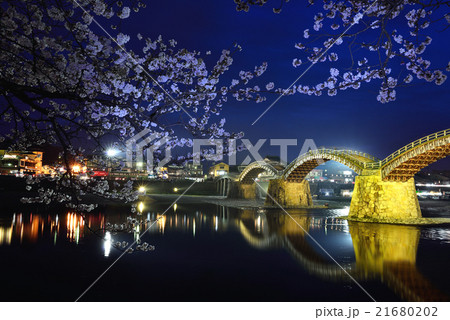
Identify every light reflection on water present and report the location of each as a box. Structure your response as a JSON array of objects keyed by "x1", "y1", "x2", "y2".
[
  {"x1": 104, "y1": 231, "x2": 111, "y2": 257},
  {"x1": 0, "y1": 203, "x2": 449, "y2": 301},
  {"x1": 422, "y1": 228, "x2": 450, "y2": 242},
  {"x1": 66, "y1": 212, "x2": 84, "y2": 244},
  {"x1": 0, "y1": 212, "x2": 104, "y2": 246}
]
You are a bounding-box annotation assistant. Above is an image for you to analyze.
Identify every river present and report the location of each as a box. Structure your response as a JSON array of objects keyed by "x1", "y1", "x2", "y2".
[{"x1": 1, "y1": 198, "x2": 450, "y2": 301}]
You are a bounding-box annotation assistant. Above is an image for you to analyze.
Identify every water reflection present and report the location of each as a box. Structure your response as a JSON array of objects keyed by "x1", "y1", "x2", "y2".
[
  {"x1": 258, "y1": 212, "x2": 448, "y2": 301},
  {"x1": 104, "y1": 231, "x2": 112, "y2": 257},
  {"x1": 1, "y1": 204, "x2": 448, "y2": 301},
  {"x1": 422, "y1": 228, "x2": 450, "y2": 243},
  {"x1": 66, "y1": 212, "x2": 84, "y2": 244},
  {"x1": 125, "y1": 205, "x2": 447, "y2": 301},
  {"x1": 137, "y1": 202, "x2": 145, "y2": 214},
  {"x1": 348, "y1": 222, "x2": 446, "y2": 301},
  {"x1": 0, "y1": 223, "x2": 12, "y2": 245},
  {"x1": 0, "y1": 212, "x2": 104, "y2": 246},
  {"x1": 235, "y1": 210, "x2": 447, "y2": 302}
]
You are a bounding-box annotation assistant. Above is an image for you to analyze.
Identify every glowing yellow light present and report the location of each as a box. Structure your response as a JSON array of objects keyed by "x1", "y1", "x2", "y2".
[
  {"x1": 138, "y1": 202, "x2": 144, "y2": 213},
  {"x1": 0, "y1": 225, "x2": 13, "y2": 245},
  {"x1": 173, "y1": 203, "x2": 177, "y2": 212},
  {"x1": 72, "y1": 165, "x2": 80, "y2": 173},
  {"x1": 173, "y1": 188, "x2": 178, "y2": 192},
  {"x1": 138, "y1": 186, "x2": 146, "y2": 193},
  {"x1": 157, "y1": 215, "x2": 166, "y2": 234}
]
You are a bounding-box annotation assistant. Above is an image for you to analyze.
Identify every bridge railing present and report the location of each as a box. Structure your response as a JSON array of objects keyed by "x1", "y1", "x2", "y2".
[
  {"x1": 340, "y1": 150, "x2": 379, "y2": 162},
  {"x1": 311, "y1": 148, "x2": 378, "y2": 164},
  {"x1": 377, "y1": 128, "x2": 450, "y2": 169},
  {"x1": 363, "y1": 162, "x2": 381, "y2": 169}
]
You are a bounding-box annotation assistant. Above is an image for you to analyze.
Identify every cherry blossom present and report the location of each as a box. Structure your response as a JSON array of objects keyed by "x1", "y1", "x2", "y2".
[
  {"x1": 235, "y1": 0, "x2": 449, "y2": 103},
  {"x1": 0, "y1": 0, "x2": 272, "y2": 212}
]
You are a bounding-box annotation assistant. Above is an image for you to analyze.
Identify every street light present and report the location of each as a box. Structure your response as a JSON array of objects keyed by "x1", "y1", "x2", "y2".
[
  {"x1": 105, "y1": 148, "x2": 119, "y2": 172},
  {"x1": 106, "y1": 148, "x2": 119, "y2": 157}
]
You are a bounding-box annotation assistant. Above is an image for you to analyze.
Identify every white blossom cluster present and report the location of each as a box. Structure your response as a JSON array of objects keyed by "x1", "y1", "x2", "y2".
[
  {"x1": 234, "y1": 0, "x2": 289, "y2": 13},
  {"x1": 106, "y1": 216, "x2": 149, "y2": 233},
  {"x1": 110, "y1": 239, "x2": 155, "y2": 253},
  {"x1": 20, "y1": 168, "x2": 139, "y2": 212},
  {"x1": 0, "y1": 0, "x2": 270, "y2": 160},
  {"x1": 105, "y1": 218, "x2": 156, "y2": 253},
  {"x1": 0, "y1": 0, "x2": 279, "y2": 211},
  {"x1": 235, "y1": 0, "x2": 449, "y2": 103}
]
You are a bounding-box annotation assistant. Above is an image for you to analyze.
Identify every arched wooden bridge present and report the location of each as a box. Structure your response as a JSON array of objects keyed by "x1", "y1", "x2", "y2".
[
  {"x1": 234, "y1": 128, "x2": 450, "y2": 183},
  {"x1": 282, "y1": 149, "x2": 377, "y2": 182},
  {"x1": 220, "y1": 129, "x2": 450, "y2": 218},
  {"x1": 365, "y1": 129, "x2": 450, "y2": 181},
  {"x1": 238, "y1": 160, "x2": 285, "y2": 184}
]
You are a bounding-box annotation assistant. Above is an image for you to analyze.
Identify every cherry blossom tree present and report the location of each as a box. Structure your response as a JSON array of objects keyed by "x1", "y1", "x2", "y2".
[
  {"x1": 0, "y1": 0, "x2": 273, "y2": 211},
  {"x1": 0, "y1": 0, "x2": 282, "y2": 254},
  {"x1": 235, "y1": 0, "x2": 449, "y2": 103}
]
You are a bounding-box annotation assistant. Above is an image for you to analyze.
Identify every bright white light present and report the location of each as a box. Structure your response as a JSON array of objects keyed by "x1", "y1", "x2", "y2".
[
  {"x1": 416, "y1": 183, "x2": 450, "y2": 188},
  {"x1": 138, "y1": 186, "x2": 146, "y2": 193},
  {"x1": 106, "y1": 148, "x2": 119, "y2": 157},
  {"x1": 104, "y1": 232, "x2": 111, "y2": 257},
  {"x1": 418, "y1": 191, "x2": 443, "y2": 196}
]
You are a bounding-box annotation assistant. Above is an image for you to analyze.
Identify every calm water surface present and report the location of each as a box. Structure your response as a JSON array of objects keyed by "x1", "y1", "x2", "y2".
[{"x1": 1, "y1": 200, "x2": 450, "y2": 301}]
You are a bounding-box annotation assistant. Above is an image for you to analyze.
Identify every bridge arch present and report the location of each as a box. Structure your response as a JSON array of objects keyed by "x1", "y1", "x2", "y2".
[
  {"x1": 282, "y1": 149, "x2": 378, "y2": 182},
  {"x1": 214, "y1": 175, "x2": 234, "y2": 196},
  {"x1": 378, "y1": 129, "x2": 450, "y2": 181},
  {"x1": 238, "y1": 161, "x2": 285, "y2": 184}
]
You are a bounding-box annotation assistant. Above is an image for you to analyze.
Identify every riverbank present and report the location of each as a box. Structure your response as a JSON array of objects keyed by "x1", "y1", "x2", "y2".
[
  {"x1": 1, "y1": 172, "x2": 450, "y2": 222},
  {"x1": 146, "y1": 194, "x2": 450, "y2": 225},
  {"x1": 340, "y1": 215, "x2": 450, "y2": 226},
  {"x1": 145, "y1": 194, "x2": 342, "y2": 210}
]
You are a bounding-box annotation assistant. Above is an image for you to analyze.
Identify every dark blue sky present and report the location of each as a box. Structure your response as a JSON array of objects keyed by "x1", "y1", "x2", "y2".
[{"x1": 111, "y1": 0, "x2": 449, "y2": 165}]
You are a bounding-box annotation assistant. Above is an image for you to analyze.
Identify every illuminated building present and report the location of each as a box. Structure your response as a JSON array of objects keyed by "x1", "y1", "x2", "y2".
[
  {"x1": 0, "y1": 150, "x2": 43, "y2": 175},
  {"x1": 167, "y1": 165, "x2": 184, "y2": 179},
  {"x1": 155, "y1": 166, "x2": 168, "y2": 179},
  {"x1": 306, "y1": 169, "x2": 324, "y2": 180},
  {"x1": 184, "y1": 162, "x2": 203, "y2": 179},
  {"x1": 209, "y1": 162, "x2": 229, "y2": 177}
]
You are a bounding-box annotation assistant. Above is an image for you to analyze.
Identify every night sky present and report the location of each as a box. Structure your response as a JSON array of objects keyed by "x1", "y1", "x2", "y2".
[
  {"x1": 110, "y1": 0, "x2": 450, "y2": 165},
  {"x1": 16, "y1": 1, "x2": 450, "y2": 166}
]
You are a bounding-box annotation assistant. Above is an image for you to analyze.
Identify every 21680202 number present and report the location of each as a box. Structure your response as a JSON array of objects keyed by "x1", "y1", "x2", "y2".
[{"x1": 376, "y1": 307, "x2": 438, "y2": 317}]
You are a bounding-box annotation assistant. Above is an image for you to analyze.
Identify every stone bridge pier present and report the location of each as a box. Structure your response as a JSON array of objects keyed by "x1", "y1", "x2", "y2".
[
  {"x1": 349, "y1": 170, "x2": 421, "y2": 220},
  {"x1": 265, "y1": 179, "x2": 313, "y2": 208},
  {"x1": 216, "y1": 178, "x2": 232, "y2": 196},
  {"x1": 226, "y1": 182, "x2": 258, "y2": 199}
]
